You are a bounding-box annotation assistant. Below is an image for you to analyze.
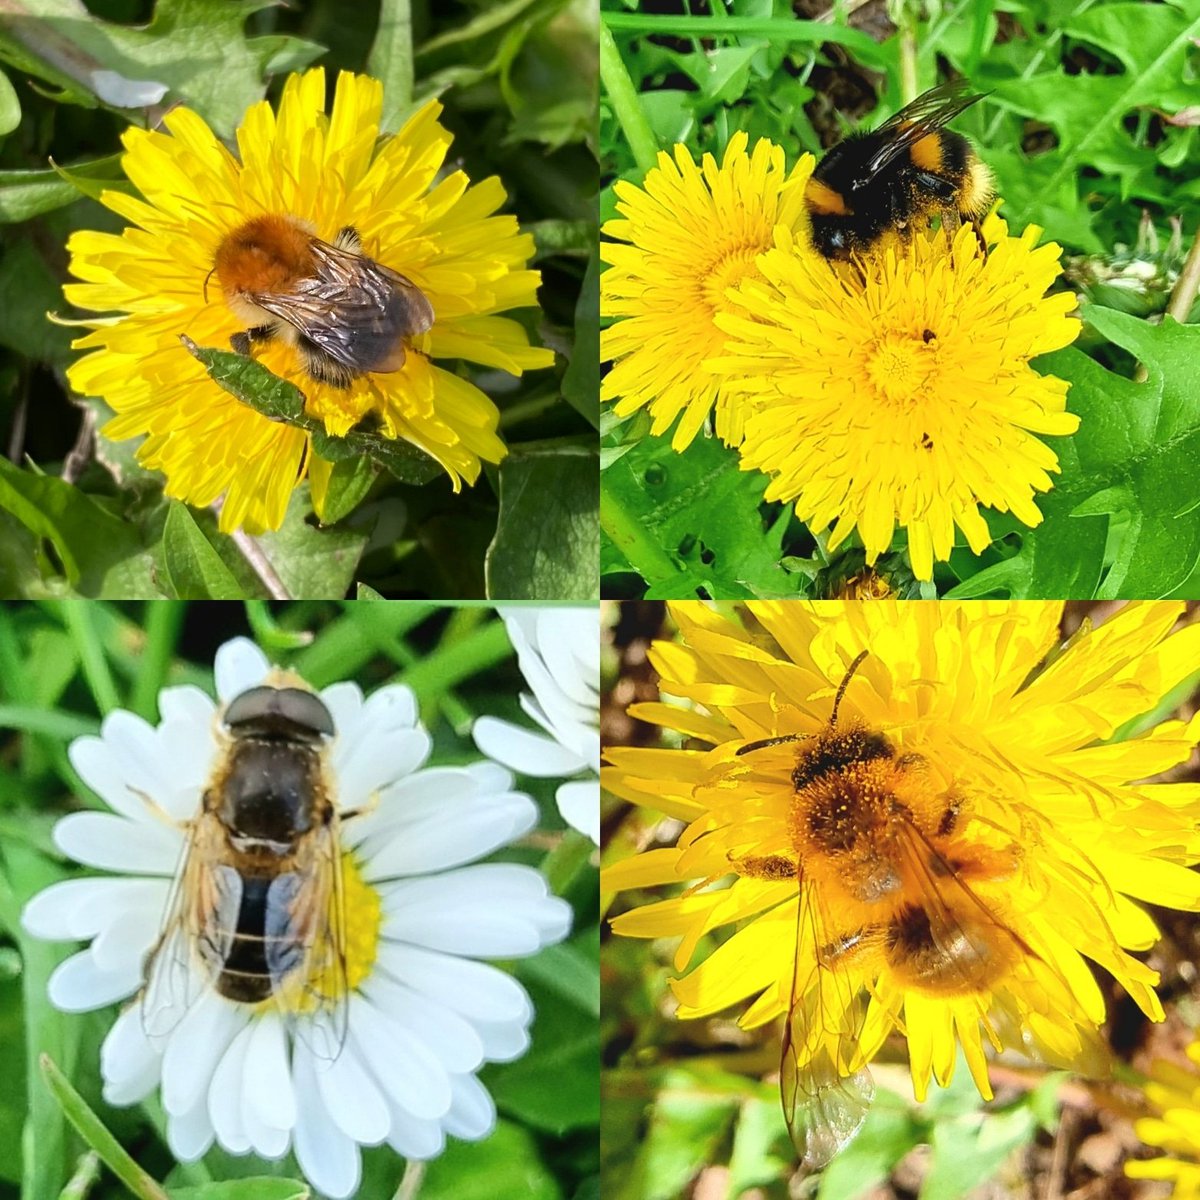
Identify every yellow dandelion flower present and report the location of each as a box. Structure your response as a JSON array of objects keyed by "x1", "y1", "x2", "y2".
[
  {"x1": 600, "y1": 135, "x2": 814, "y2": 450},
  {"x1": 1128, "y1": 1038, "x2": 1200, "y2": 1197},
  {"x1": 710, "y1": 219, "x2": 1082, "y2": 581},
  {"x1": 65, "y1": 68, "x2": 552, "y2": 534},
  {"x1": 603, "y1": 601, "x2": 1200, "y2": 1164}
]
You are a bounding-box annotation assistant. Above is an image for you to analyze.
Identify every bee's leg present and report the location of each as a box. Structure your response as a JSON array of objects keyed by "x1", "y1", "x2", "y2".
[
  {"x1": 731, "y1": 853, "x2": 798, "y2": 880},
  {"x1": 333, "y1": 226, "x2": 363, "y2": 253},
  {"x1": 230, "y1": 325, "x2": 275, "y2": 357},
  {"x1": 968, "y1": 216, "x2": 988, "y2": 260}
]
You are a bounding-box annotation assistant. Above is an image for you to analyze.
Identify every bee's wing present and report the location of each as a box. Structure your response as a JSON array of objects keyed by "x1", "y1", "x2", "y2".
[
  {"x1": 140, "y1": 816, "x2": 241, "y2": 1040},
  {"x1": 250, "y1": 239, "x2": 434, "y2": 376},
  {"x1": 782, "y1": 875, "x2": 876, "y2": 1169},
  {"x1": 263, "y1": 825, "x2": 349, "y2": 1062},
  {"x1": 862, "y1": 81, "x2": 986, "y2": 176},
  {"x1": 891, "y1": 817, "x2": 1111, "y2": 1076}
]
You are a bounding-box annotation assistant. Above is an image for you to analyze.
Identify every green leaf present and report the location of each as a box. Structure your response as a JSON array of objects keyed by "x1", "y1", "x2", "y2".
[
  {"x1": 0, "y1": 0, "x2": 282, "y2": 136},
  {"x1": 40, "y1": 1054, "x2": 168, "y2": 1200},
  {"x1": 161, "y1": 503, "x2": 244, "y2": 599},
  {"x1": 356, "y1": 581, "x2": 386, "y2": 599},
  {"x1": 518, "y1": 937, "x2": 599, "y2": 1018},
  {"x1": 600, "y1": 432, "x2": 790, "y2": 598},
  {"x1": 316, "y1": 456, "x2": 378, "y2": 526},
  {"x1": 949, "y1": 307, "x2": 1200, "y2": 598},
  {"x1": 419, "y1": 1119, "x2": 560, "y2": 1200},
  {"x1": 627, "y1": 1066, "x2": 740, "y2": 1200},
  {"x1": 0, "y1": 155, "x2": 125, "y2": 222},
  {"x1": 169, "y1": 1182, "x2": 309, "y2": 1200},
  {"x1": 0, "y1": 235, "x2": 74, "y2": 363},
  {"x1": 487, "y1": 978, "x2": 598, "y2": 1134},
  {"x1": 486, "y1": 443, "x2": 599, "y2": 600},
  {"x1": 816, "y1": 1095, "x2": 924, "y2": 1199},
  {"x1": 181, "y1": 338, "x2": 442, "y2": 487},
  {"x1": 561, "y1": 247, "x2": 599, "y2": 428},
  {"x1": 0, "y1": 457, "x2": 139, "y2": 591},
  {"x1": 0, "y1": 69, "x2": 20, "y2": 136},
  {"x1": 253, "y1": 485, "x2": 368, "y2": 599},
  {"x1": 921, "y1": 1101, "x2": 1041, "y2": 1199},
  {"x1": 368, "y1": 0, "x2": 415, "y2": 133}
]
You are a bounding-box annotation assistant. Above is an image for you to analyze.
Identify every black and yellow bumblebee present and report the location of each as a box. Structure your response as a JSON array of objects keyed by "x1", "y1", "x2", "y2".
[{"x1": 804, "y1": 81, "x2": 994, "y2": 262}]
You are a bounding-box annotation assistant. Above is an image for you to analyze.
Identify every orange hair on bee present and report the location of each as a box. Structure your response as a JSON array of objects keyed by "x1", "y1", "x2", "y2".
[{"x1": 213, "y1": 214, "x2": 316, "y2": 298}]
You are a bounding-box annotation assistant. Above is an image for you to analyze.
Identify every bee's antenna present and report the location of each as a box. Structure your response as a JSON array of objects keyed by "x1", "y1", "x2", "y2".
[
  {"x1": 736, "y1": 650, "x2": 870, "y2": 757},
  {"x1": 203, "y1": 265, "x2": 216, "y2": 303},
  {"x1": 735, "y1": 732, "x2": 803, "y2": 757},
  {"x1": 830, "y1": 650, "x2": 870, "y2": 727}
]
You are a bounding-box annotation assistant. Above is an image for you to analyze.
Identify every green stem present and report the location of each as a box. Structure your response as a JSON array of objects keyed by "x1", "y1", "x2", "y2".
[
  {"x1": 131, "y1": 602, "x2": 184, "y2": 722},
  {"x1": 400, "y1": 620, "x2": 513, "y2": 705},
  {"x1": 58, "y1": 1151, "x2": 100, "y2": 1200},
  {"x1": 40, "y1": 1056, "x2": 168, "y2": 1200},
  {"x1": 599, "y1": 22, "x2": 659, "y2": 175},
  {"x1": 600, "y1": 484, "x2": 680, "y2": 589},
  {"x1": 58, "y1": 602, "x2": 120, "y2": 716}
]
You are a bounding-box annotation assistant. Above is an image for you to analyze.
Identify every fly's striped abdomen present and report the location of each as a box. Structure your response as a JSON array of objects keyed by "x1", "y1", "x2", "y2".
[{"x1": 216, "y1": 875, "x2": 275, "y2": 1003}]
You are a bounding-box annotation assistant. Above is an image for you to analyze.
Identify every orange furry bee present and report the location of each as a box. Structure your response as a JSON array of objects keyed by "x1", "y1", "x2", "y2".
[
  {"x1": 731, "y1": 651, "x2": 1105, "y2": 1168},
  {"x1": 211, "y1": 214, "x2": 435, "y2": 388}
]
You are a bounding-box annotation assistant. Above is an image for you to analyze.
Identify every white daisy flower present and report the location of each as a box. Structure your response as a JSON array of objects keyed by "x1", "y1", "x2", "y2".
[
  {"x1": 21, "y1": 637, "x2": 572, "y2": 1199},
  {"x1": 473, "y1": 607, "x2": 600, "y2": 844}
]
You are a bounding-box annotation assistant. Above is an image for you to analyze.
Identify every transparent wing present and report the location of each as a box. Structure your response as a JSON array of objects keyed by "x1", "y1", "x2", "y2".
[
  {"x1": 250, "y1": 237, "x2": 434, "y2": 376},
  {"x1": 782, "y1": 873, "x2": 876, "y2": 1169},
  {"x1": 263, "y1": 826, "x2": 350, "y2": 1062},
  {"x1": 140, "y1": 817, "x2": 241, "y2": 1041},
  {"x1": 890, "y1": 817, "x2": 1110, "y2": 1075},
  {"x1": 863, "y1": 81, "x2": 985, "y2": 176}
]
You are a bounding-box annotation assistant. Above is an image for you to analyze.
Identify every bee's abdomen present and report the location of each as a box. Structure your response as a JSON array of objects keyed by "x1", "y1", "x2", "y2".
[{"x1": 216, "y1": 875, "x2": 275, "y2": 1003}]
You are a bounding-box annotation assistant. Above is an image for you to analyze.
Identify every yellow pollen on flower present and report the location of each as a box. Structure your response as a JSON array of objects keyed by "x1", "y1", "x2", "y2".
[
  {"x1": 700, "y1": 246, "x2": 762, "y2": 311},
  {"x1": 269, "y1": 850, "x2": 381, "y2": 1014},
  {"x1": 863, "y1": 331, "x2": 937, "y2": 406}
]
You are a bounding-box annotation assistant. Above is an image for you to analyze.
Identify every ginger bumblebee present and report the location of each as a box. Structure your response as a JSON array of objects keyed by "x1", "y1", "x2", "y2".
[
  {"x1": 805, "y1": 81, "x2": 994, "y2": 261},
  {"x1": 211, "y1": 214, "x2": 435, "y2": 388},
  {"x1": 731, "y1": 651, "x2": 1104, "y2": 1168}
]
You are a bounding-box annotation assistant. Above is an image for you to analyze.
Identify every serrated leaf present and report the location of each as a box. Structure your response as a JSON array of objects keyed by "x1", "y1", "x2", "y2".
[
  {"x1": 949, "y1": 306, "x2": 1200, "y2": 599},
  {"x1": 600, "y1": 432, "x2": 791, "y2": 598},
  {"x1": 486, "y1": 443, "x2": 598, "y2": 599},
  {"x1": 161, "y1": 503, "x2": 244, "y2": 599},
  {"x1": 181, "y1": 338, "x2": 443, "y2": 487},
  {"x1": 0, "y1": 0, "x2": 281, "y2": 135}
]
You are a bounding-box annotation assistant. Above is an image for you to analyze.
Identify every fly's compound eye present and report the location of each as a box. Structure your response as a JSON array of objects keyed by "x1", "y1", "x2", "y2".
[{"x1": 224, "y1": 685, "x2": 335, "y2": 739}]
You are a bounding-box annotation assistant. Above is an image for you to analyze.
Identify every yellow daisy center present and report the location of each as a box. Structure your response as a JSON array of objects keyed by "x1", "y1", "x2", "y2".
[
  {"x1": 268, "y1": 850, "x2": 381, "y2": 1014},
  {"x1": 700, "y1": 244, "x2": 763, "y2": 313},
  {"x1": 862, "y1": 330, "x2": 937, "y2": 407}
]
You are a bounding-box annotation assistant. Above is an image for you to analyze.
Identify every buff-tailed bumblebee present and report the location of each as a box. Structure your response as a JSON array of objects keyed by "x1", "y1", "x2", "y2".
[{"x1": 805, "y1": 81, "x2": 994, "y2": 262}]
